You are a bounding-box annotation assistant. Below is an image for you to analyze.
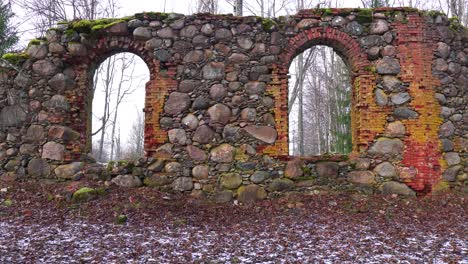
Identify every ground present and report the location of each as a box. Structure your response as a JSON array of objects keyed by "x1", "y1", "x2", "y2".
[{"x1": 0, "y1": 180, "x2": 466, "y2": 263}]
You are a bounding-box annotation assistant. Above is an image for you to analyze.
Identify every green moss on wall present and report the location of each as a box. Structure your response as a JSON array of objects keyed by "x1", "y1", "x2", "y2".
[
  {"x1": 355, "y1": 8, "x2": 373, "y2": 24},
  {"x1": 261, "y1": 18, "x2": 277, "y2": 31},
  {"x1": 1, "y1": 52, "x2": 29, "y2": 65}
]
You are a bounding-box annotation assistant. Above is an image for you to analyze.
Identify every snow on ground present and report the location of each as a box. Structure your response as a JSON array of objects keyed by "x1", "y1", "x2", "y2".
[{"x1": 1, "y1": 215, "x2": 466, "y2": 263}]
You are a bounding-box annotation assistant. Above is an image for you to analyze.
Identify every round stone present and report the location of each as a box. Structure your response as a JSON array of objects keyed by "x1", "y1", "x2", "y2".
[{"x1": 208, "y1": 103, "x2": 231, "y2": 125}]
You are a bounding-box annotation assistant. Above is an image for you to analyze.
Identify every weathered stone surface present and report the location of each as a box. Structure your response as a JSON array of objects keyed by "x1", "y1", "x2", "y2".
[
  {"x1": 42, "y1": 141, "x2": 65, "y2": 160},
  {"x1": 180, "y1": 25, "x2": 198, "y2": 38},
  {"x1": 353, "y1": 158, "x2": 371, "y2": 170},
  {"x1": 202, "y1": 62, "x2": 225, "y2": 80},
  {"x1": 112, "y1": 175, "x2": 143, "y2": 188},
  {"x1": 441, "y1": 139, "x2": 454, "y2": 152},
  {"x1": 347, "y1": 171, "x2": 375, "y2": 185},
  {"x1": 182, "y1": 114, "x2": 199, "y2": 130},
  {"x1": 154, "y1": 49, "x2": 171, "y2": 62},
  {"x1": 49, "y1": 73, "x2": 75, "y2": 91},
  {"x1": 443, "y1": 165, "x2": 462, "y2": 181},
  {"x1": 381, "y1": 181, "x2": 416, "y2": 196},
  {"x1": 237, "y1": 185, "x2": 267, "y2": 204},
  {"x1": 237, "y1": 36, "x2": 253, "y2": 49},
  {"x1": 26, "y1": 125, "x2": 45, "y2": 142},
  {"x1": 0, "y1": 105, "x2": 27, "y2": 127},
  {"x1": 367, "y1": 46, "x2": 380, "y2": 60},
  {"x1": 183, "y1": 50, "x2": 204, "y2": 63},
  {"x1": 250, "y1": 171, "x2": 270, "y2": 183},
  {"x1": 145, "y1": 173, "x2": 173, "y2": 187},
  {"x1": 27, "y1": 44, "x2": 48, "y2": 59},
  {"x1": 192, "y1": 125, "x2": 214, "y2": 144},
  {"x1": 222, "y1": 125, "x2": 241, "y2": 142},
  {"x1": 212, "y1": 190, "x2": 233, "y2": 203},
  {"x1": 187, "y1": 145, "x2": 207, "y2": 161},
  {"x1": 210, "y1": 143, "x2": 235, "y2": 163},
  {"x1": 360, "y1": 35, "x2": 382, "y2": 47},
  {"x1": 381, "y1": 45, "x2": 396, "y2": 57},
  {"x1": 164, "y1": 92, "x2": 191, "y2": 115},
  {"x1": 4, "y1": 160, "x2": 19, "y2": 171},
  {"x1": 346, "y1": 21, "x2": 364, "y2": 35},
  {"x1": 434, "y1": 58, "x2": 448, "y2": 72},
  {"x1": 105, "y1": 22, "x2": 128, "y2": 35},
  {"x1": 43, "y1": 95, "x2": 70, "y2": 111},
  {"x1": 14, "y1": 72, "x2": 31, "y2": 88},
  {"x1": 240, "y1": 108, "x2": 256, "y2": 122},
  {"x1": 385, "y1": 121, "x2": 405, "y2": 137},
  {"x1": 376, "y1": 57, "x2": 400, "y2": 75},
  {"x1": 268, "y1": 178, "x2": 294, "y2": 192},
  {"x1": 156, "y1": 27, "x2": 175, "y2": 38},
  {"x1": 221, "y1": 173, "x2": 242, "y2": 189},
  {"x1": 228, "y1": 53, "x2": 249, "y2": 64},
  {"x1": 208, "y1": 103, "x2": 231, "y2": 124},
  {"x1": 68, "y1": 43, "x2": 87, "y2": 56},
  {"x1": 374, "y1": 88, "x2": 388, "y2": 106},
  {"x1": 382, "y1": 75, "x2": 401, "y2": 91},
  {"x1": 285, "y1": 159, "x2": 303, "y2": 179},
  {"x1": 192, "y1": 35, "x2": 209, "y2": 47},
  {"x1": 445, "y1": 152, "x2": 461, "y2": 166},
  {"x1": 48, "y1": 125, "x2": 80, "y2": 142},
  {"x1": 374, "y1": 162, "x2": 397, "y2": 178},
  {"x1": 27, "y1": 158, "x2": 50, "y2": 177},
  {"x1": 368, "y1": 138, "x2": 404, "y2": 157},
  {"x1": 243, "y1": 126, "x2": 277, "y2": 144},
  {"x1": 245, "y1": 81, "x2": 266, "y2": 95},
  {"x1": 172, "y1": 177, "x2": 193, "y2": 191},
  {"x1": 55, "y1": 162, "x2": 84, "y2": 179},
  {"x1": 437, "y1": 42, "x2": 450, "y2": 59},
  {"x1": 133, "y1": 27, "x2": 152, "y2": 40},
  {"x1": 370, "y1": 19, "x2": 389, "y2": 34},
  {"x1": 215, "y1": 28, "x2": 232, "y2": 41},
  {"x1": 32, "y1": 60, "x2": 58, "y2": 76},
  {"x1": 192, "y1": 96, "x2": 210, "y2": 110},
  {"x1": 296, "y1": 19, "x2": 319, "y2": 29},
  {"x1": 393, "y1": 107, "x2": 418, "y2": 119},
  {"x1": 192, "y1": 165, "x2": 209, "y2": 179},
  {"x1": 209, "y1": 84, "x2": 227, "y2": 101},
  {"x1": 201, "y1": 23, "x2": 214, "y2": 35},
  {"x1": 391, "y1": 92, "x2": 411, "y2": 105},
  {"x1": 165, "y1": 162, "x2": 182, "y2": 173},
  {"x1": 147, "y1": 159, "x2": 165, "y2": 172},
  {"x1": 439, "y1": 121, "x2": 455, "y2": 137},
  {"x1": 316, "y1": 161, "x2": 339, "y2": 178},
  {"x1": 168, "y1": 129, "x2": 187, "y2": 145}
]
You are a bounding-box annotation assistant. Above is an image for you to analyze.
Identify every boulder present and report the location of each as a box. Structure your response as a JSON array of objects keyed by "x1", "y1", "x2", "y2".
[
  {"x1": 192, "y1": 165, "x2": 209, "y2": 179},
  {"x1": 221, "y1": 173, "x2": 242, "y2": 189},
  {"x1": 210, "y1": 144, "x2": 235, "y2": 163},
  {"x1": 182, "y1": 114, "x2": 199, "y2": 129},
  {"x1": 347, "y1": 171, "x2": 375, "y2": 185},
  {"x1": 192, "y1": 125, "x2": 214, "y2": 144},
  {"x1": 172, "y1": 177, "x2": 193, "y2": 191},
  {"x1": 48, "y1": 126, "x2": 80, "y2": 142},
  {"x1": 72, "y1": 187, "x2": 98, "y2": 202},
  {"x1": 237, "y1": 185, "x2": 267, "y2": 204},
  {"x1": 55, "y1": 162, "x2": 84, "y2": 179},
  {"x1": 0, "y1": 105, "x2": 27, "y2": 127},
  {"x1": 368, "y1": 138, "x2": 404, "y2": 157},
  {"x1": 285, "y1": 159, "x2": 303, "y2": 179},
  {"x1": 442, "y1": 165, "x2": 462, "y2": 181},
  {"x1": 316, "y1": 161, "x2": 339, "y2": 178},
  {"x1": 373, "y1": 162, "x2": 397, "y2": 178},
  {"x1": 187, "y1": 145, "x2": 207, "y2": 161},
  {"x1": 208, "y1": 103, "x2": 231, "y2": 124},
  {"x1": 250, "y1": 170, "x2": 270, "y2": 183},
  {"x1": 202, "y1": 62, "x2": 225, "y2": 80},
  {"x1": 168, "y1": 129, "x2": 187, "y2": 145},
  {"x1": 380, "y1": 181, "x2": 416, "y2": 196},
  {"x1": 112, "y1": 175, "x2": 143, "y2": 188},
  {"x1": 42, "y1": 142, "x2": 65, "y2": 160},
  {"x1": 32, "y1": 60, "x2": 58, "y2": 76},
  {"x1": 369, "y1": 19, "x2": 389, "y2": 34},
  {"x1": 164, "y1": 92, "x2": 191, "y2": 115},
  {"x1": 179, "y1": 80, "x2": 200, "y2": 93},
  {"x1": 48, "y1": 73, "x2": 75, "y2": 91},
  {"x1": 267, "y1": 178, "x2": 294, "y2": 192},
  {"x1": 243, "y1": 126, "x2": 277, "y2": 144},
  {"x1": 376, "y1": 57, "x2": 400, "y2": 75},
  {"x1": 385, "y1": 121, "x2": 405, "y2": 137}
]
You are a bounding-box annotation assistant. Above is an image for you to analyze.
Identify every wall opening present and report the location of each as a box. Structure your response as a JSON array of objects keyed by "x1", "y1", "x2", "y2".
[
  {"x1": 288, "y1": 45, "x2": 352, "y2": 156},
  {"x1": 91, "y1": 52, "x2": 150, "y2": 162}
]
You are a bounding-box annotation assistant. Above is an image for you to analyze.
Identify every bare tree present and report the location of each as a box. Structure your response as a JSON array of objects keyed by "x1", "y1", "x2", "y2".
[
  {"x1": 122, "y1": 109, "x2": 144, "y2": 161},
  {"x1": 196, "y1": 0, "x2": 219, "y2": 13}
]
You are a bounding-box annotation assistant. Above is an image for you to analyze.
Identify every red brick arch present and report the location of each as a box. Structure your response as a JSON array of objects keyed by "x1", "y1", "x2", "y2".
[{"x1": 264, "y1": 27, "x2": 388, "y2": 157}]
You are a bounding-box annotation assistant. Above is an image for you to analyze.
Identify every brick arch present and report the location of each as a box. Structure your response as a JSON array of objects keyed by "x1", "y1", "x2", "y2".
[
  {"x1": 64, "y1": 36, "x2": 175, "y2": 158},
  {"x1": 264, "y1": 27, "x2": 387, "y2": 157}
]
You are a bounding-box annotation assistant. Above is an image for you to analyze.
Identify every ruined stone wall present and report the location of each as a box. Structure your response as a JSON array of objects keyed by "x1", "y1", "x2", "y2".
[{"x1": 0, "y1": 8, "x2": 466, "y2": 201}]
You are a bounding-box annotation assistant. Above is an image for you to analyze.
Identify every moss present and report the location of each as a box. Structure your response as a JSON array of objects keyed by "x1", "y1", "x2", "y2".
[
  {"x1": 71, "y1": 20, "x2": 93, "y2": 34},
  {"x1": 261, "y1": 18, "x2": 277, "y2": 31},
  {"x1": 107, "y1": 161, "x2": 115, "y2": 171},
  {"x1": 1, "y1": 52, "x2": 29, "y2": 65},
  {"x1": 72, "y1": 187, "x2": 98, "y2": 202},
  {"x1": 364, "y1": 65, "x2": 376, "y2": 73},
  {"x1": 64, "y1": 29, "x2": 77, "y2": 38},
  {"x1": 449, "y1": 17, "x2": 462, "y2": 31},
  {"x1": 355, "y1": 8, "x2": 373, "y2": 24},
  {"x1": 423, "y1": 10, "x2": 445, "y2": 18},
  {"x1": 432, "y1": 181, "x2": 450, "y2": 193},
  {"x1": 115, "y1": 214, "x2": 128, "y2": 224},
  {"x1": 27, "y1": 39, "x2": 42, "y2": 47},
  {"x1": 3, "y1": 199, "x2": 12, "y2": 207},
  {"x1": 321, "y1": 8, "x2": 333, "y2": 17},
  {"x1": 135, "y1": 12, "x2": 169, "y2": 21},
  {"x1": 293, "y1": 176, "x2": 316, "y2": 182}
]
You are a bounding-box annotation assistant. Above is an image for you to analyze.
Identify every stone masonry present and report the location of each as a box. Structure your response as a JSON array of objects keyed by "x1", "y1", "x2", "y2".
[{"x1": 0, "y1": 7, "x2": 466, "y2": 202}]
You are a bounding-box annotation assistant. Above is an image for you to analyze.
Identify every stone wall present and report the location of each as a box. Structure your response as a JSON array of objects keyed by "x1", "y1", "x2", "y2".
[{"x1": 0, "y1": 7, "x2": 466, "y2": 201}]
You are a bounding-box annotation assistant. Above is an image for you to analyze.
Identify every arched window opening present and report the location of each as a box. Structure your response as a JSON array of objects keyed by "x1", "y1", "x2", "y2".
[
  {"x1": 91, "y1": 52, "x2": 149, "y2": 162},
  {"x1": 288, "y1": 45, "x2": 352, "y2": 156}
]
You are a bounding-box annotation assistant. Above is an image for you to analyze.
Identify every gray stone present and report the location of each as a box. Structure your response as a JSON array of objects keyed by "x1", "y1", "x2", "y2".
[
  {"x1": 237, "y1": 185, "x2": 267, "y2": 204},
  {"x1": 209, "y1": 84, "x2": 227, "y2": 101},
  {"x1": 128, "y1": 19, "x2": 143, "y2": 28},
  {"x1": 210, "y1": 143, "x2": 235, "y2": 163},
  {"x1": 450, "y1": 114, "x2": 462, "y2": 122},
  {"x1": 156, "y1": 27, "x2": 175, "y2": 38},
  {"x1": 437, "y1": 42, "x2": 450, "y2": 59},
  {"x1": 443, "y1": 165, "x2": 462, "y2": 181},
  {"x1": 381, "y1": 181, "x2": 416, "y2": 196},
  {"x1": 439, "y1": 121, "x2": 455, "y2": 138},
  {"x1": 346, "y1": 21, "x2": 364, "y2": 35},
  {"x1": 267, "y1": 178, "x2": 294, "y2": 192},
  {"x1": 347, "y1": 171, "x2": 375, "y2": 185},
  {"x1": 133, "y1": 27, "x2": 152, "y2": 40},
  {"x1": 14, "y1": 73, "x2": 31, "y2": 89},
  {"x1": 27, "y1": 44, "x2": 48, "y2": 59},
  {"x1": 213, "y1": 190, "x2": 233, "y2": 203},
  {"x1": 376, "y1": 57, "x2": 400, "y2": 75},
  {"x1": 374, "y1": 162, "x2": 397, "y2": 178},
  {"x1": 244, "y1": 126, "x2": 277, "y2": 144},
  {"x1": 360, "y1": 35, "x2": 383, "y2": 47},
  {"x1": 223, "y1": 125, "x2": 241, "y2": 142},
  {"x1": 331, "y1": 16, "x2": 346, "y2": 26},
  {"x1": 353, "y1": 158, "x2": 371, "y2": 170},
  {"x1": 435, "y1": 93, "x2": 446, "y2": 104},
  {"x1": 32, "y1": 60, "x2": 58, "y2": 76},
  {"x1": 382, "y1": 75, "x2": 401, "y2": 91},
  {"x1": 441, "y1": 139, "x2": 454, "y2": 152},
  {"x1": 180, "y1": 25, "x2": 198, "y2": 38},
  {"x1": 440, "y1": 107, "x2": 454, "y2": 118},
  {"x1": 26, "y1": 125, "x2": 45, "y2": 142},
  {"x1": 296, "y1": 19, "x2": 319, "y2": 29},
  {"x1": 182, "y1": 114, "x2": 199, "y2": 130},
  {"x1": 240, "y1": 108, "x2": 256, "y2": 122},
  {"x1": 245, "y1": 81, "x2": 266, "y2": 95},
  {"x1": 169, "y1": 19, "x2": 185, "y2": 29},
  {"x1": 20, "y1": 144, "x2": 36, "y2": 154},
  {"x1": 48, "y1": 73, "x2": 75, "y2": 91},
  {"x1": 448, "y1": 62, "x2": 461, "y2": 75},
  {"x1": 262, "y1": 113, "x2": 275, "y2": 126},
  {"x1": 179, "y1": 80, "x2": 201, "y2": 93},
  {"x1": 192, "y1": 96, "x2": 210, "y2": 110},
  {"x1": 215, "y1": 28, "x2": 232, "y2": 41},
  {"x1": 192, "y1": 35, "x2": 209, "y2": 47},
  {"x1": 367, "y1": 46, "x2": 380, "y2": 60},
  {"x1": 374, "y1": 88, "x2": 388, "y2": 106},
  {"x1": 183, "y1": 50, "x2": 203, "y2": 63},
  {"x1": 201, "y1": 24, "x2": 214, "y2": 35},
  {"x1": 391, "y1": 92, "x2": 411, "y2": 105},
  {"x1": 237, "y1": 36, "x2": 253, "y2": 49},
  {"x1": 393, "y1": 107, "x2": 418, "y2": 119},
  {"x1": 112, "y1": 175, "x2": 143, "y2": 188},
  {"x1": 285, "y1": 159, "x2": 303, "y2": 179},
  {"x1": 368, "y1": 138, "x2": 404, "y2": 157},
  {"x1": 55, "y1": 162, "x2": 84, "y2": 179},
  {"x1": 27, "y1": 158, "x2": 51, "y2": 178},
  {"x1": 381, "y1": 45, "x2": 396, "y2": 57},
  {"x1": 48, "y1": 125, "x2": 80, "y2": 142},
  {"x1": 148, "y1": 159, "x2": 165, "y2": 172},
  {"x1": 164, "y1": 92, "x2": 191, "y2": 115},
  {"x1": 250, "y1": 171, "x2": 270, "y2": 183},
  {"x1": 165, "y1": 162, "x2": 182, "y2": 173},
  {"x1": 316, "y1": 161, "x2": 339, "y2": 178},
  {"x1": 208, "y1": 103, "x2": 231, "y2": 124},
  {"x1": 385, "y1": 121, "x2": 405, "y2": 137},
  {"x1": 192, "y1": 165, "x2": 209, "y2": 179},
  {"x1": 370, "y1": 19, "x2": 389, "y2": 34},
  {"x1": 202, "y1": 62, "x2": 225, "y2": 80},
  {"x1": 445, "y1": 152, "x2": 461, "y2": 166},
  {"x1": 145, "y1": 38, "x2": 163, "y2": 50},
  {"x1": 221, "y1": 173, "x2": 242, "y2": 189},
  {"x1": 154, "y1": 49, "x2": 171, "y2": 62},
  {"x1": 192, "y1": 125, "x2": 215, "y2": 144},
  {"x1": 228, "y1": 53, "x2": 249, "y2": 64},
  {"x1": 0, "y1": 105, "x2": 27, "y2": 127},
  {"x1": 105, "y1": 22, "x2": 128, "y2": 35},
  {"x1": 168, "y1": 129, "x2": 187, "y2": 145},
  {"x1": 42, "y1": 141, "x2": 65, "y2": 160},
  {"x1": 434, "y1": 58, "x2": 448, "y2": 72},
  {"x1": 68, "y1": 43, "x2": 87, "y2": 56},
  {"x1": 187, "y1": 145, "x2": 207, "y2": 161}
]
